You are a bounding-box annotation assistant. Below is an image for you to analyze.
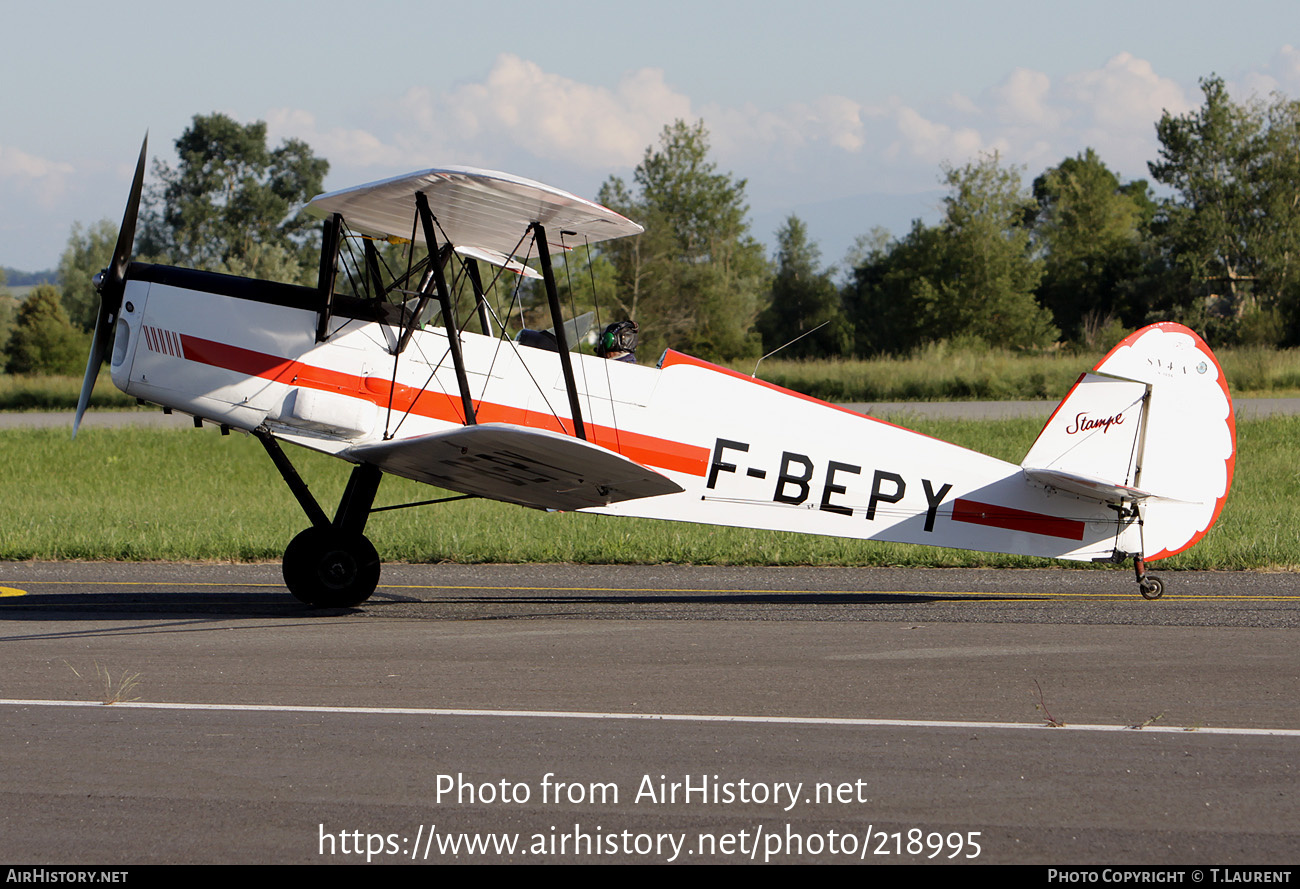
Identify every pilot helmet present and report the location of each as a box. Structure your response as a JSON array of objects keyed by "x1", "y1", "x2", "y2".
[{"x1": 597, "y1": 320, "x2": 638, "y2": 357}]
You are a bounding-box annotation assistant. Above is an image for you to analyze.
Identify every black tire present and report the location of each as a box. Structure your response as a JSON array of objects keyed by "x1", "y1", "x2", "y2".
[
  {"x1": 282, "y1": 527, "x2": 380, "y2": 607},
  {"x1": 1139, "y1": 575, "x2": 1165, "y2": 600}
]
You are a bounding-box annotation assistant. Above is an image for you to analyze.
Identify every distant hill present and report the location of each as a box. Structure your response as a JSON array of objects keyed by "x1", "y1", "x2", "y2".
[{"x1": 2, "y1": 267, "x2": 58, "y2": 289}]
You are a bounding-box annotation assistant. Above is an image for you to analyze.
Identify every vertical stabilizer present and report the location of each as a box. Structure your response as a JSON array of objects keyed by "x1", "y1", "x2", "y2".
[{"x1": 1021, "y1": 371, "x2": 1150, "y2": 492}]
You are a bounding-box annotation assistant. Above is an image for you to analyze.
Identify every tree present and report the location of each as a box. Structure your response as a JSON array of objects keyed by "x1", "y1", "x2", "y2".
[
  {"x1": 1031, "y1": 149, "x2": 1153, "y2": 341},
  {"x1": 141, "y1": 113, "x2": 329, "y2": 284},
  {"x1": 597, "y1": 120, "x2": 770, "y2": 360},
  {"x1": 1252, "y1": 96, "x2": 1300, "y2": 340},
  {"x1": 0, "y1": 270, "x2": 13, "y2": 356},
  {"x1": 845, "y1": 154, "x2": 1055, "y2": 355},
  {"x1": 58, "y1": 219, "x2": 118, "y2": 332},
  {"x1": 930, "y1": 154, "x2": 1053, "y2": 347},
  {"x1": 635, "y1": 120, "x2": 749, "y2": 262},
  {"x1": 546, "y1": 243, "x2": 620, "y2": 336},
  {"x1": 1148, "y1": 76, "x2": 1300, "y2": 342},
  {"x1": 4, "y1": 284, "x2": 88, "y2": 375},
  {"x1": 845, "y1": 219, "x2": 945, "y2": 355},
  {"x1": 756, "y1": 215, "x2": 851, "y2": 358}
]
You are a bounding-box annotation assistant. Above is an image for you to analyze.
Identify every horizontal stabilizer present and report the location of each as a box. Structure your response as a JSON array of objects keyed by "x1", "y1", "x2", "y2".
[
  {"x1": 1020, "y1": 467, "x2": 1186, "y2": 504},
  {"x1": 345, "y1": 423, "x2": 683, "y2": 510}
]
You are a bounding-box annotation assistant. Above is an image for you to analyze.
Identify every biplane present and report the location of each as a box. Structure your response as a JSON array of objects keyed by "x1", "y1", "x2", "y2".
[{"x1": 75, "y1": 137, "x2": 1236, "y2": 606}]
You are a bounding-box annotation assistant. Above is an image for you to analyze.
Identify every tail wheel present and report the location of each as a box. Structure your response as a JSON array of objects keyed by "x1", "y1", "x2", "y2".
[
  {"x1": 282, "y1": 527, "x2": 380, "y2": 607},
  {"x1": 1139, "y1": 576, "x2": 1165, "y2": 600}
]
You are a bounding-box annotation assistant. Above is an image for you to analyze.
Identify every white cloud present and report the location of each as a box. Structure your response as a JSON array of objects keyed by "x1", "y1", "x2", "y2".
[
  {"x1": 876, "y1": 53, "x2": 1193, "y2": 183},
  {"x1": 802, "y1": 95, "x2": 869, "y2": 152},
  {"x1": 1237, "y1": 44, "x2": 1300, "y2": 99},
  {"x1": 0, "y1": 144, "x2": 75, "y2": 206},
  {"x1": 887, "y1": 105, "x2": 986, "y2": 165},
  {"x1": 266, "y1": 56, "x2": 883, "y2": 187},
  {"x1": 707, "y1": 52, "x2": 1199, "y2": 195},
  {"x1": 947, "y1": 92, "x2": 980, "y2": 115},
  {"x1": 265, "y1": 108, "x2": 409, "y2": 170},
  {"x1": 991, "y1": 68, "x2": 1063, "y2": 128},
  {"x1": 1063, "y1": 53, "x2": 1191, "y2": 132},
  {"x1": 253, "y1": 49, "x2": 1278, "y2": 217},
  {"x1": 431, "y1": 54, "x2": 693, "y2": 168},
  {"x1": 1057, "y1": 53, "x2": 1192, "y2": 177}
]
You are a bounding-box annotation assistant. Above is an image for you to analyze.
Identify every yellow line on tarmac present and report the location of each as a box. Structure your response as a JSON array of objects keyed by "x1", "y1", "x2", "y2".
[
  {"x1": 379, "y1": 584, "x2": 1300, "y2": 601},
  {"x1": 3, "y1": 581, "x2": 1298, "y2": 602},
  {"x1": 4, "y1": 580, "x2": 282, "y2": 587}
]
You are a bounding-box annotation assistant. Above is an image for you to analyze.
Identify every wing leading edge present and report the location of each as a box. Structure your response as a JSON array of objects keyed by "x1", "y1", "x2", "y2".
[{"x1": 344, "y1": 423, "x2": 683, "y2": 511}]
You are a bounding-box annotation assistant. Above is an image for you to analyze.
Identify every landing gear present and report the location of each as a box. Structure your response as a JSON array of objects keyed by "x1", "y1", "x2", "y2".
[
  {"x1": 282, "y1": 527, "x2": 380, "y2": 607},
  {"x1": 1139, "y1": 575, "x2": 1165, "y2": 600},
  {"x1": 256, "y1": 430, "x2": 385, "y2": 607},
  {"x1": 1134, "y1": 555, "x2": 1164, "y2": 600},
  {"x1": 1099, "y1": 549, "x2": 1167, "y2": 599}
]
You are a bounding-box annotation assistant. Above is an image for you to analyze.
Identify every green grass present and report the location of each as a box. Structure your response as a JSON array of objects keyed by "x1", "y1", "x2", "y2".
[
  {"x1": 6, "y1": 345, "x2": 1300, "y2": 409},
  {"x1": 742, "y1": 344, "x2": 1300, "y2": 402},
  {"x1": 0, "y1": 417, "x2": 1292, "y2": 569},
  {"x1": 0, "y1": 370, "x2": 138, "y2": 410}
]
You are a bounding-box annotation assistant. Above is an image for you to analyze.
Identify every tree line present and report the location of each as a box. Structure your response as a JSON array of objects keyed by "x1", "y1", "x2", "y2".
[
  {"x1": 799, "y1": 75, "x2": 1300, "y2": 359},
  {"x1": 590, "y1": 75, "x2": 1300, "y2": 361},
  {"x1": 8, "y1": 73, "x2": 1299, "y2": 376}
]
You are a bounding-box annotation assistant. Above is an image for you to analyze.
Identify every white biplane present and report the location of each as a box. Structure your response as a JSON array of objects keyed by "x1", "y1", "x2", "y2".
[{"x1": 76, "y1": 138, "x2": 1236, "y2": 606}]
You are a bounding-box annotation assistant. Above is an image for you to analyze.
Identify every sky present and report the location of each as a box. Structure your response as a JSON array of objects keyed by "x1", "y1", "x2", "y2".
[{"x1": 3, "y1": 0, "x2": 1299, "y2": 274}]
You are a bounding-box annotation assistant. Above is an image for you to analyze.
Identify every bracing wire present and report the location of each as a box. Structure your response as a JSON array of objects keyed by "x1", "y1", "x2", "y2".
[
  {"x1": 366, "y1": 213, "x2": 572, "y2": 440},
  {"x1": 1123, "y1": 390, "x2": 1149, "y2": 487},
  {"x1": 560, "y1": 232, "x2": 596, "y2": 442},
  {"x1": 472, "y1": 229, "x2": 567, "y2": 435},
  {"x1": 381, "y1": 212, "x2": 423, "y2": 438},
  {"x1": 1038, "y1": 392, "x2": 1147, "y2": 472},
  {"x1": 697, "y1": 496, "x2": 1126, "y2": 527},
  {"x1": 586, "y1": 234, "x2": 625, "y2": 456}
]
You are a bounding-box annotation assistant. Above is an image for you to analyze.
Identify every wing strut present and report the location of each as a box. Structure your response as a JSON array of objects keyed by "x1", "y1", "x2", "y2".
[
  {"x1": 315, "y1": 213, "x2": 342, "y2": 343},
  {"x1": 255, "y1": 430, "x2": 330, "y2": 529},
  {"x1": 414, "y1": 191, "x2": 477, "y2": 426},
  {"x1": 465, "y1": 259, "x2": 493, "y2": 337},
  {"x1": 532, "y1": 223, "x2": 587, "y2": 441}
]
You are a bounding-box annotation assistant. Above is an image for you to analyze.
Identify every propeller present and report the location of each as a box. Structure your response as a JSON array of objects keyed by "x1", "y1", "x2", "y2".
[{"x1": 73, "y1": 134, "x2": 147, "y2": 438}]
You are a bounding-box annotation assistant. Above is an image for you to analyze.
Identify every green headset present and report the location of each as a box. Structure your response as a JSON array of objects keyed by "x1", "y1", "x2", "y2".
[{"x1": 598, "y1": 321, "x2": 638, "y2": 356}]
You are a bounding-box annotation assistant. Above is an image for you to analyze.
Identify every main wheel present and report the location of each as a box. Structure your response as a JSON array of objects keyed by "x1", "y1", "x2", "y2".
[{"x1": 282, "y1": 527, "x2": 380, "y2": 607}]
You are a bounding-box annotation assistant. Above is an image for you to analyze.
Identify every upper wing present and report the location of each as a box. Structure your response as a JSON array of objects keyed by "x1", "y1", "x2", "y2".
[
  {"x1": 344, "y1": 423, "x2": 683, "y2": 511},
  {"x1": 305, "y1": 166, "x2": 643, "y2": 259}
]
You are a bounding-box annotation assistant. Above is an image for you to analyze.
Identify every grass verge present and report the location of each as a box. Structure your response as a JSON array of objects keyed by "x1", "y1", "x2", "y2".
[
  {"x1": 0, "y1": 417, "x2": 1292, "y2": 569},
  {"x1": 6, "y1": 345, "x2": 1300, "y2": 411},
  {"x1": 741, "y1": 344, "x2": 1300, "y2": 402}
]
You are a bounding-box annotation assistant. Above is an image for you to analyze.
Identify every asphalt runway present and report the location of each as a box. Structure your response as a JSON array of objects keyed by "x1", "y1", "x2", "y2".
[{"x1": 1, "y1": 561, "x2": 1297, "y2": 865}]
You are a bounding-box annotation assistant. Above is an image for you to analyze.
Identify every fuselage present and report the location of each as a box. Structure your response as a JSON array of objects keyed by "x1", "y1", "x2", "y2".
[{"x1": 110, "y1": 262, "x2": 1137, "y2": 563}]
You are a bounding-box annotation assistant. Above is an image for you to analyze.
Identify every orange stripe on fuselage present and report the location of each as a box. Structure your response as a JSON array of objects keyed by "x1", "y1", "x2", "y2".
[
  {"x1": 951, "y1": 498, "x2": 1085, "y2": 541},
  {"x1": 179, "y1": 334, "x2": 709, "y2": 477}
]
